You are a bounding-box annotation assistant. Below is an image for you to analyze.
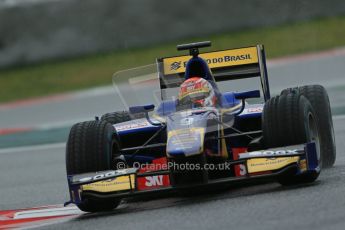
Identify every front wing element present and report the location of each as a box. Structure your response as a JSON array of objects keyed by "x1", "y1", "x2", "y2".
[{"x1": 66, "y1": 142, "x2": 319, "y2": 205}]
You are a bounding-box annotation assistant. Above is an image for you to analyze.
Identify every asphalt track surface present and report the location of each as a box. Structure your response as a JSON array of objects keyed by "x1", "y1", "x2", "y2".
[{"x1": 1, "y1": 49, "x2": 345, "y2": 229}]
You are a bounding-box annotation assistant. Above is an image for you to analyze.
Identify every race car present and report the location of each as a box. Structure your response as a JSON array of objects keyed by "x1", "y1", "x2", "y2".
[{"x1": 65, "y1": 41, "x2": 336, "y2": 212}]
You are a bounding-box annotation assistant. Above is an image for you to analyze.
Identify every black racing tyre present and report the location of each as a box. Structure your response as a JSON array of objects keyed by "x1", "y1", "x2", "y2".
[
  {"x1": 298, "y1": 85, "x2": 336, "y2": 167},
  {"x1": 279, "y1": 87, "x2": 298, "y2": 96},
  {"x1": 262, "y1": 93, "x2": 322, "y2": 185},
  {"x1": 280, "y1": 85, "x2": 336, "y2": 167},
  {"x1": 101, "y1": 111, "x2": 131, "y2": 124},
  {"x1": 66, "y1": 120, "x2": 121, "y2": 212}
]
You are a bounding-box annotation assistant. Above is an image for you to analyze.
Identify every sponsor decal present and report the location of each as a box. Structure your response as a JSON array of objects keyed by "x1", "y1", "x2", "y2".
[
  {"x1": 167, "y1": 128, "x2": 205, "y2": 156},
  {"x1": 241, "y1": 107, "x2": 263, "y2": 115},
  {"x1": 247, "y1": 107, "x2": 263, "y2": 113},
  {"x1": 239, "y1": 149, "x2": 300, "y2": 159},
  {"x1": 247, "y1": 157, "x2": 299, "y2": 173},
  {"x1": 82, "y1": 175, "x2": 135, "y2": 193},
  {"x1": 232, "y1": 147, "x2": 248, "y2": 177},
  {"x1": 146, "y1": 175, "x2": 164, "y2": 186},
  {"x1": 180, "y1": 117, "x2": 194, "y2": 126},
  {"x1": 115, "y1": 120, "x2": 151, "y2": 131},
  {"x1": 170, "y1": 61, "x2": 182, "y2": 70},
  {"x1": 137, "y1": 158, "x2": 170, "y2": 190},
  {"x1": 74, "y1": 168, "x2": 136, "y2": 184},
  {"x1": 168, "y1": 127, "x2": 204, "y2": 139},
  {"x1": 163, "y1": 46, "x2": 259, "y2": 75},
  {"x1": 137, "y1": 175, "x2": 170, "y2": 190}
]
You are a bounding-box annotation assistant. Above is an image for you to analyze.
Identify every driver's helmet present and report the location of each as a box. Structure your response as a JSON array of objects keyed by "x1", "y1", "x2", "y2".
[{"x1": 178, "y1": 77, "x2": 217, "y2": 108}]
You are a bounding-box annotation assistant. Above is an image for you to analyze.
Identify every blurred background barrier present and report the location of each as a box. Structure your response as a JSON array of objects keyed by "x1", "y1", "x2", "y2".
[{"x1": 1, "y1": 0, "x2": 345, "y2": 68}]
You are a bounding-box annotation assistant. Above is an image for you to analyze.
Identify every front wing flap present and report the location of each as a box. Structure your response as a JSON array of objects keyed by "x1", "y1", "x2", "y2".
[{"x1": 66, "y1": 142, "x2": 319, "y2": 205}]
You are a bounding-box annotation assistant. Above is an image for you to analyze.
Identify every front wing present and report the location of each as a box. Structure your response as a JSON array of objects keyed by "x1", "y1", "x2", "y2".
[{"x1": 66, "y1": 142, "x2": 319, "y2": 205}]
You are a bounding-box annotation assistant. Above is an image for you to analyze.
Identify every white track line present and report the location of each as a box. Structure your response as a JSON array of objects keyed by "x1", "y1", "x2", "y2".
[{"x1": 13, "y1": 206, "x2": 82, "y2": 219}]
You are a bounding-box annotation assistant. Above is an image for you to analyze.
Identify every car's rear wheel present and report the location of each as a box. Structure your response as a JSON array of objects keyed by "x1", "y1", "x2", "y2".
[
  {"x1": 101, "y1": 111, "x2": 131, "y2": 124},
  {"x1": 262, "y1": 92, "x2": 322, "y2": 185},
  {"x1": 101, "y1": 110, "x2": 146, "y2": 124},
  {"x1": 66, "y1": 120, "x2": 121, "y2": 212}
]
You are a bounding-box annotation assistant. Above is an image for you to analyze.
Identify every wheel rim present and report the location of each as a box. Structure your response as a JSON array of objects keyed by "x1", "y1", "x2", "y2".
[{"x1": 308, "y1": 113, "x2": 321, "y2": 163}]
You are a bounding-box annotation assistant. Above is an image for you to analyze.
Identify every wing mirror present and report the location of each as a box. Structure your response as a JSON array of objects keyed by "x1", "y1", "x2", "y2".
[
  {"x1": 234, "y1": 90, "x2": 260, "y2": 100},
  {"x1": 129, "y1": 104, "x2": 161, "y2": 126},
  {"x1": 129, "y1": 104, "x2": 155, "y2": 114},
  {"x1": 233, "y1": 90, "x2": 261, "y2": 116}
]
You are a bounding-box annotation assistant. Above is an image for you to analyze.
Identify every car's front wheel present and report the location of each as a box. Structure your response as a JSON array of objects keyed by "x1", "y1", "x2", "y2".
[
  {"x1": 262, "y1": 92, "x2": 322, "y2": 185},
  {"x1": 280, "y1": 85, "x2": 336, "y2": 167},
  {"x1": 66, "y1": 120, "x2": 121, "y2": 212}
]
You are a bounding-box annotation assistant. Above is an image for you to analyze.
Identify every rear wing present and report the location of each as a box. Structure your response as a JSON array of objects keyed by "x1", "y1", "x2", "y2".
[{"x1": 156, "y1": 44, "x2": 271, "y2": 101}]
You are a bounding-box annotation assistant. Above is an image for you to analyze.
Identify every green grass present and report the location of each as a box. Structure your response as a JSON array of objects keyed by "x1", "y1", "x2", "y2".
[{"x1": 1, "y1": 15, "x2": 345, "y2": 103}]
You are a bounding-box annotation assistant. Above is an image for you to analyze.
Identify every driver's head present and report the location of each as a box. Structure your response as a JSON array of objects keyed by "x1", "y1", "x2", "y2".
[{"x1": 178, "y1": 77, "x2": 217, "y2": 108}]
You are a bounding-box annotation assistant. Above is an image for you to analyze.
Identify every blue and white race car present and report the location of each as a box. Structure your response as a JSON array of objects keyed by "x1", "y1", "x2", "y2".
[{"x1": 65, "y1": 41, "x2": 336, "y2": 212}]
